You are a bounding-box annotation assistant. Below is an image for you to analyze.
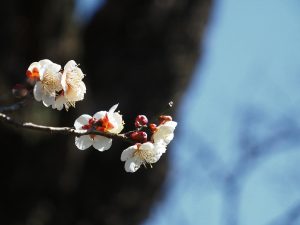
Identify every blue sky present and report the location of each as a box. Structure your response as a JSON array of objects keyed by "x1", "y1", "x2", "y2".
[
  {"x1": 74, "y1": 0, "x2": 106, "y2": 24},
  {"x1": 143, "y1": 0, "x2": 300, "y2": 225}
]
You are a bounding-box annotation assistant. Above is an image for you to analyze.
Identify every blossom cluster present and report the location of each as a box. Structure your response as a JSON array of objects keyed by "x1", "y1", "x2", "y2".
[
  {"x1": 74, "y1": 107, "x2": 177, "y2": 173},
  {"x1": 26, "y1": 59, "x2": 86, "y2": 110},
  {"x1": 24, "y1": 59, "x2": 177, "y2": 173}
]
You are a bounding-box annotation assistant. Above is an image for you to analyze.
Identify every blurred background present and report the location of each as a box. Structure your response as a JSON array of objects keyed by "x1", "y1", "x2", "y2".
[{"x1": 0, "y1": 0, "x2": 300, "y2": 225}]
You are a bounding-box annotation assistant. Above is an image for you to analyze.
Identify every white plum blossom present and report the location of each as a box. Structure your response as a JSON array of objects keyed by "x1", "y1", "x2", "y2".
[
  {"x1": 26, "y1": 59, "x2": 86, "y2": 110},
  {"x1": 152, "y1": 120, "x2": 177, "y2": 145},
  {"x1": 74, "y1": 114, "x2": 113, "y2": 151},
  {"x1": 27, "y1": 59, "x2": 62, "y2": 107},
  {"x1": 74, "y1": 104, "x2": 124, "y2": 151},
  {"x1": 121, "y1": 142, "x2": 166, "y2": 173},
  {"x1": 92, "y1": 104, "x2": 124, "y2": 134},
  {"x1": 58, "y1": 60, "x2": 86, "y2": 110}
]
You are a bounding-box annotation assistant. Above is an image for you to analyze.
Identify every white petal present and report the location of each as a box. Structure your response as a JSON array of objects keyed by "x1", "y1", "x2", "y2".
[
  {"x1": 48, "y1": 61, "x2": 61, "y2": 73},
  {"x1": 75, "y1": 135, "x2": 93, "y2": 150},
  {"x1": 124, "y1": 157, "x2": 143, "y2": 173},
  {"x1": 154, "y1": 143, "x2": 167, "y2": 154},
  {"x1": 52, "y1": 95, "x2": 66, "y2": 111},
  {"x1": 93, "y1": 136, "x2": 112, "y2": 151},
  {"x1": 147, "y1": 152, "x2": 162, "y2": 164},
  {"x1": 93, "y1": 111, "x2": 106, "y2": 120},
  {"x1": 64, "y1": 60, "x2": 77, "y2": 71},
  {"x1": 141, "y1": 142, "x2": 162, "y2": 164},
  {"x1": 153, "y1": 123, "x2": 176, "y2": 145},
  {"x1": 74, "y1": 114, "x2": 92, "y2": 130},
  {"x1": 74, "y1": 67, "x2": 84, "y2": 79},
  {"x1": 61, "y1": 73, "x2": 67, "y2": 91},
  {"x1": 120, "y1": 145, "x2": 137, "y2": 161},
  {"x1": 28, "y1": 62, "x2": 41, "y2": 71},
  {"x1": 42, "y1": 95, "x2": 55, "y2": 107},
  {"x1": 33, "y1": 82, "x2": 43, "y2": 102},
  {"x1": 108, "y1": 103, "x2": 118, "y2": 113},
  {"x1": 162, "y1": 133, "x2": 174, "y2": 145},
  {"x1": 164, "y1": 121, "x2": 177, "y2": 130},
  {"x1": 109, "y1": 112, "x2": 124, "y2": 134},
  {"x1": 39, "y1": 59, "x2": 52, "y2": 67},
  {"x1": 140, "y1": 142, "x2": 155, "y2": 151},
  {"x1": 72, "y1": 81, "x2": 86, "y2": 101}
]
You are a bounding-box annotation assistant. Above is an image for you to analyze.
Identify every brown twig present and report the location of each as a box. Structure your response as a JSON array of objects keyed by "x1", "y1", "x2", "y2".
[{"x1": 0, "y1": 112, "x2": 134, "y2": 144}]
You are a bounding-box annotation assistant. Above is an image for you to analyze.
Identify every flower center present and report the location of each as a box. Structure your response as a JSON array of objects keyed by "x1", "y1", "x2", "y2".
[
  {"x1": 80, "y1": 114, "x2": 114, "y2": 139},
  {"x1": 95, "y1": 113, "x2": 114, "y2": 132},
  {"x1": 42, "y1": 70, "x2": 61, "y2": 94},
  {"x1": 81, "y1": 118, "x2": 98, "y2": 139},
  {"x1": 81, "y1": 118, "x2": 97, "y2": 130},
  {"x1": 133, "y1": 144, "x2": 155, "y2": 163}
]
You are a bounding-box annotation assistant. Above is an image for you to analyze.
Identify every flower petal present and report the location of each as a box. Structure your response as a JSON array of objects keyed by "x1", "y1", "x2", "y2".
[
  {"x1": 42, "y1": 94, "x2": 55, "y2": 107},
  {"x1": 39, "y1": 59, "x2": 52, "y2": 67},
  {"x1": 164, "y1": 121, "x2": 177, "y2": 130},
  {"x1": 52, "y1": 95, "x2": 67, "y2": 111},
  {"x1": 61, "y1": 73, "x2": 67, "y2": 91},
  {"x1": 124, "y1": 157, "x2": 143, "y2": 173},
  {"x1": 109, "y1": 103, "x2": 118, "y2": 113},
  {"x1": 152, "y1": 121, "x2": 177, "y2": 145},
  {"x1": 93, "y1": 111, "x2": 106, "y2": 120},
  {"x1": 154, "y1": 143, "x2": 167, "y2": 154},
  {"x1": 75, "y1": 135, "x2": 93, "y2": 150},
  {"x1": 93, "y1": 136, "x2": 112, "y2": 151},
  {"x1": 140, "y1": 142, "x2": 155, "y2": 151},
  {"x1": 33, "y1": 81, "x2": 43, "y2": 102},
  {"x1": 121, "y1": 145, "x2": 137, "y2": 161},
  {"x1": 28, "y1": 62, "x2": 41, "y2": 72},
  {"x1": 76, "y1": 82, "x2": 86, "y2": 101},
  {"x1": 74, "y1": 114, "x2": 92, "y2": 130},
  {"x1": 64, "y1": 60, "x2": 77, "y2": 71},
  {"x1": 109, "y1": 112, "x2": 124, "y2": 134},
  {"x1": 46, "y1": 61, "x2": 61, "y2": 73}
]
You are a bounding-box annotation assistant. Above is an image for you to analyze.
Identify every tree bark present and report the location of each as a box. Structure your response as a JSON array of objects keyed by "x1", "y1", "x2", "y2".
[{"x1": 0, "y1": 0, "x2": 213, "y2": 224}]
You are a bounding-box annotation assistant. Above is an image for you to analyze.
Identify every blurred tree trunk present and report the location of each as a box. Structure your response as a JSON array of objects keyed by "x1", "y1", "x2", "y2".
[{"x1": 0, "y1": 0, "x2": 212, "y2": 225}]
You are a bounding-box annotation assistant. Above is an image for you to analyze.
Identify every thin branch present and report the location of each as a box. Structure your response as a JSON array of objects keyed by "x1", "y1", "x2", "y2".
[{"x1": 0, "y1": 112, "x2": 134, "y2": 144}]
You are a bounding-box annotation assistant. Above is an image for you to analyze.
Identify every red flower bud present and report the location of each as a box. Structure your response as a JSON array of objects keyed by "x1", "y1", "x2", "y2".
[
  {"x1": 130, "y1": 131, "x2": 148, "y2": 143},
  {"x1": 159, "y1": 115, "x2": 172, "y2": 124},
  {"x1": 149, "y1": 123, "x2": 157, "y2": 133},
  {"x1": 135, "y1": 115, "x2": 148, "y2": 127},
  {"x1": 26, "y1": 67, "x2": 40, "y2": 80},
  {"x1": 12, "y1": 84, "x2": 28, "y2": 98}
]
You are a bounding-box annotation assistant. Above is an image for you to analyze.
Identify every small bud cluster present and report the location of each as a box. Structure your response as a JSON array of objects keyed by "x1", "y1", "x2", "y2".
[
  {"x1": 26, "y1": 59, "x2": 86, "y2": 110},
  {"x1": 130, "y1": 115, "x2": 149, "y2": 143}
]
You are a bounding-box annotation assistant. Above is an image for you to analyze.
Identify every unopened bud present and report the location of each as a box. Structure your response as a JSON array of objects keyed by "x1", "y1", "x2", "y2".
[
  {"x1": 149, "y1": 123, "x2": 157, "y2": 133},
  {"x1": 159, "y1": 115, "x2": 172, "y2": 124},
  {"x1": 12, "y1": 84, "x2": 28, "y2": 98},
  {"x1": 26, "y1": 67, "x2": 40, "y2": 80},
  {"x1": 135, "y1": 115, "x2": 148, "y2": 128},
  {"x1": 130, "y1": 131, "x2": 148, "y2": 143}
]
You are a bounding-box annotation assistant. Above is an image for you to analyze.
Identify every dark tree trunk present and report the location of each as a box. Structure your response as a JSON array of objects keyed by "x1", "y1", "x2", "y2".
[{"x1": 0, "y1": 0, "x2": 212, "y2": 224}]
